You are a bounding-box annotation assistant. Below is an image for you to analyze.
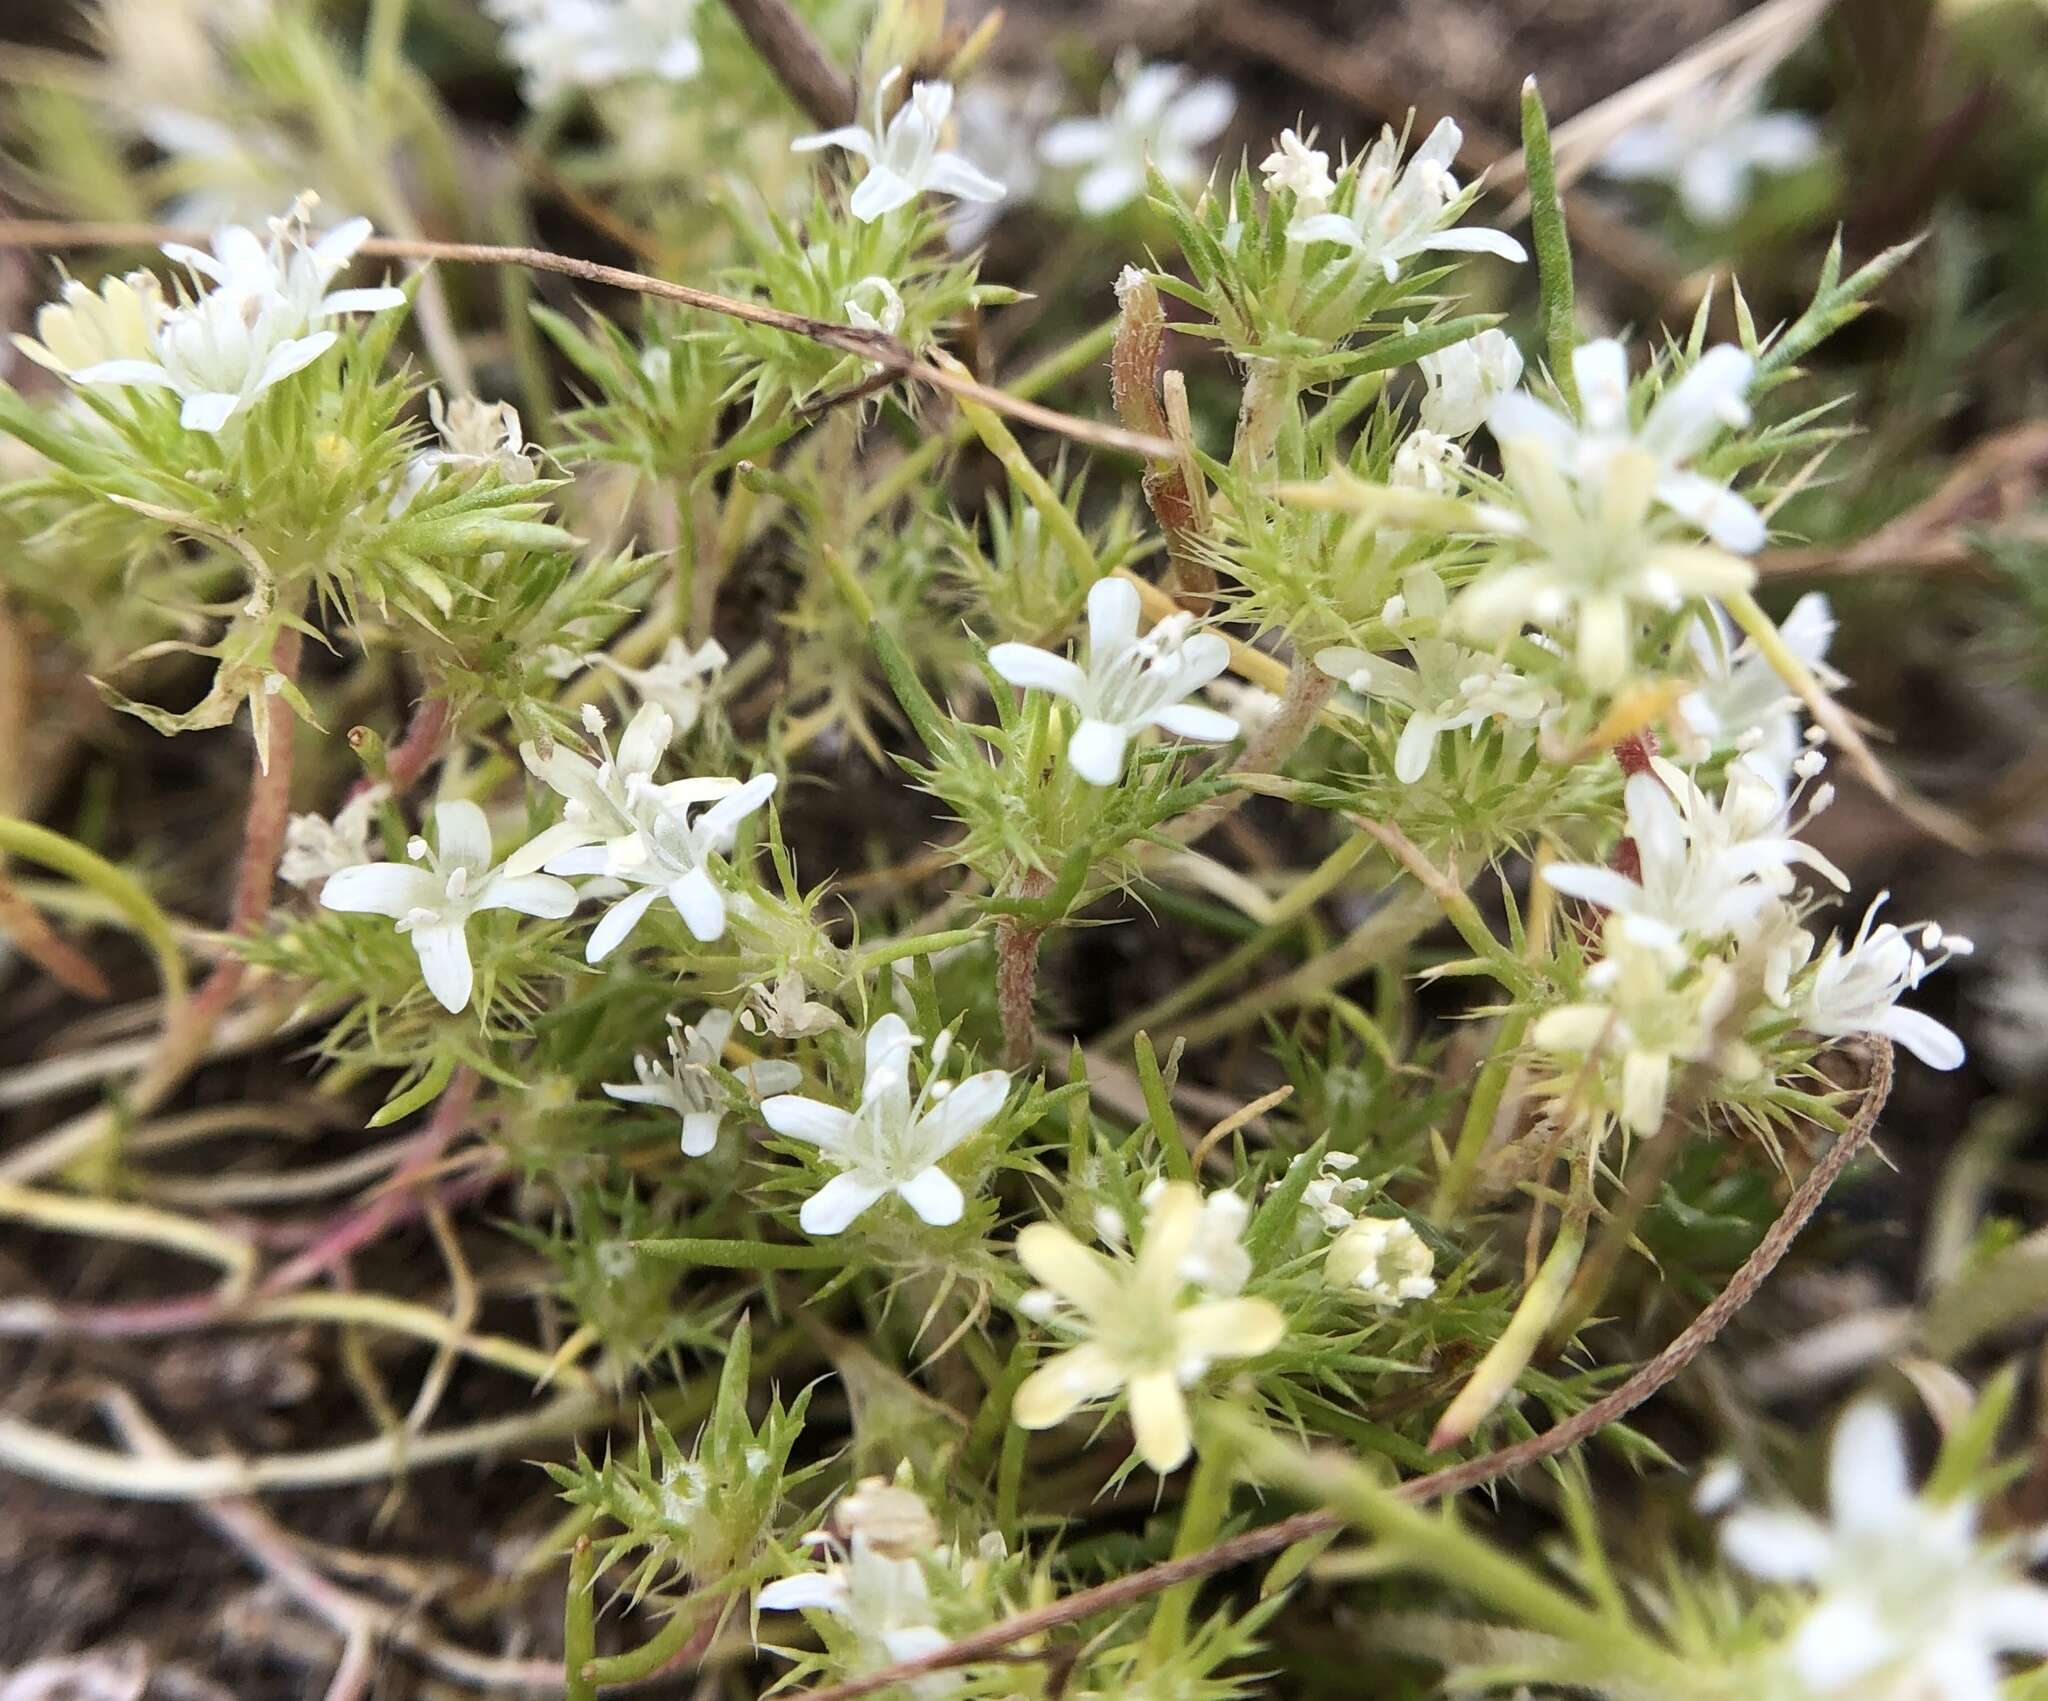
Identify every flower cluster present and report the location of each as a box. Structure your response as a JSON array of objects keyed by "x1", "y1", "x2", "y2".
[{"x1": 67, "y1": 196, "x2": 404, "y2": 433}]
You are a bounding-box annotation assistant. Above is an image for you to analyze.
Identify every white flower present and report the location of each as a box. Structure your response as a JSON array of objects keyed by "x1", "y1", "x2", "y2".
[
  {"x1": 1277, "y1": 1150, "x2": 1373, "y2": 1235},
  {"x1": 1454, "y1": 433, "x2": 1756, "y2": 689},
  {"x1": 1489, "y1": 337, "x2": 1766, "y2": 554},
  {"x1": 1259, "y1": 127, "x2": 1334, "y2": 207},
  {"x1": 1316, "y1": 571, "x2": 1552, "y2": 785},
  {"x1": 318, "y1": 800, "x2": 575, "y2": 1013},
  {"x1": 1791, "y1": 894, "x2": 1967, "y2": 1071},
  {"x1": 1326, "y1": 1217, "x2": 1436, "y2": 1307},
  {"x1": 1677, "y1": 593, "x2": 1842, "y2": 789},
  {"x1": 988, "y1": 577, "x2": 1238, "y2": 785},
  {"x1": 1038, "y1": 58, "x2": 1235, "y2": 217},
  {"x1": 600, "y1": 637, "x2": 727, "y2": 739},
  {"x1": 1720, "y1": 1401, "x2": 2048, "y2": 1697},
  {"x1": 1543, "y1": 757, "x2": 1845, "y2": 949},
  {"x1": 546, "y1": 772, "x2": 777, "y2": 960},
  {"x1": 1531, "y1": 916, "x2": 1742, "y2": 1134},
  {"x1": 793, "y1": 69, "x2": 1006, "y2": 224},
  {"x1": 1012, "y1": 1182, "x2": 1284, "y2": 1474},
  {"x1": 279, "y1": 784, "x2": 386, "y2": 889},
  {"x1": 11, "y1": 270, "x2": 167, "y2": 377},
  {"x1": 484, "y1": 0, "x2": 702, "y2": 105},
  {"x1": 1416, "y1": 327, "x2": 1524, "y2": 437},
  {"x1": 1601, "y1": 79, "x2": 1820, "y2": 225},
  {"x1": 396, "y1": 391, "x2": 538, "y2": 508},
  {"x1": 70, "y1": 202, "x2": 403, "y2": 434},
  {"x1": 757, "y1": 1531, "x2": 948, "y2": 1670},
  {"x1": 1289, "y1": 117, "x2": 1526, "y2": 280},
  {"x1": 602, "y1": 1007, "x2": 799, "y2": 1155},
  {"x1": 1390, "y1": 428, "x2": 1465, "y2": 493},
  {"x1": 844, "y1": 275, "x2": 905, "y2": 337},
  {"x1": 740, "y1": 970, "x2": 843, "y2": 1039},
  {"x1": 509, "y1": 701, "x2": 682, "y2": 879},
  {"x1": 760, "y1": 1015, "x2": 1010, "y2": 1236}
]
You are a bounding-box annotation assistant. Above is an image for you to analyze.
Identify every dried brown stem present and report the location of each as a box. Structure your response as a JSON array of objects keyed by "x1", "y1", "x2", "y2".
[
  {"x1": 1167, "y1": 661, "x2": 1336, "y2": 850},
  {"x1": 718, "y1": 0, "x2": 856, "y2": 129},
  {"x1": 0, "y1": 222, "x2": 1172, "y2": 461},
  {"x1": 789, "y1": 1040, "x2": 1893, "y2": 1701}
]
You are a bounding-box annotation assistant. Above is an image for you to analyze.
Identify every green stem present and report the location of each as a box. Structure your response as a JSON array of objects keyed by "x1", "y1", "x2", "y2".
[
  {"x1": 0, "y1": 817, "x2": 188, "y2": 1007},
  {"x1": 564, "y1": 1538, "x2": 597, "y2": 1701},
  {"x1": 585, "y1": 1588, "x2": 726, "y2": 1688},
  {"x1": 853, "y1": 926, "x2": 982, "y2": 972},
  {"x1": 1431, "y1": 1008, "x2": 1531, "y2": 1222},
  {"x1": 1147, "y1": 1434, "x2": 1234, "y2": 1664},
  {"x1": 629, "y1": 1238, "x2": 846, "y2": 1270}
]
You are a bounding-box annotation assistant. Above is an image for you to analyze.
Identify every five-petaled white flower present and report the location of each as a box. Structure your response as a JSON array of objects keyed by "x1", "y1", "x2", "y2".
[
  {"x1": 988, "y1": 577, "x2": 1238, "y2": 786},
  {"x1": 1489, "y1": 337, "x2": 1766, "y2": 554},
  {"x1": 509, "y1": 701, "x2": 681, "y2": 879},
  {"x1": 1326, "y1": 1216, "x2": 1437, "y2": 1307},
  {"x1": 1289, "y1": 117, "x2": 1526, "y2": 280},
  {"x1": 71, "y1": 201, "x2": 404, "y2": 434},
  {"x1": 547, "y1": 772, "x2": 777, "y2": 960},
  {"x1": 318, "y1": 800, "x2": 575, "y2": 1013},
  {"x1": 1720, "y1": 1401, "x2": 2048, "y2": 1697},
  {"x1": 1543, "y1": 757, "x2": 1846, "y2": 950},
  {"x1": 793, "y1": 68, "x2": 1006, "y2": 224},
  {"x1": 757, "y1": 1487, "x2": 951, "y2": 1669},
  {"x1": 279, "y1": 784, "x2": 387, "y2": 889},
  {"x1": 761, "y1": 1014, "x2": 1010, "y2": 1236},
  {"x1": 1318, "y1": 571, "x2": 1552, "y2": 784},
  {"x1": 599, "y1": 636, "x2": 727, "y2": 740},
  {"x1": 1788, "y1": 894, "x2": 1969, "y2": 1071},
  {"x1": 1259, "y1": 127, "x2": 1334, "y2": 208},
  {"x1": 602, "y1": 1006, "x2": 799, "y2": 1155},
  {"x1": 1678, "y1": 593, "x2": 1841, "y2": 791},
  {"x1": 1416, "y1": 327, "x2": 1525, "y2": 438},
  {"x1": 1453, "y1": 431, "x2": 1756, "y2": 689},
  {"x1": 1038, "y1": 57, "x2": 1235, "y2": 217},
  {"x1": 1601, "y1": 77, "x2": 1821, "y2": 225},
  {"x1": 1011, "y1": 1181, "x2": 1284, "y2": 1474},
  {"x1": 483, "y1": 0, "x2": 703, "y2": 106}
]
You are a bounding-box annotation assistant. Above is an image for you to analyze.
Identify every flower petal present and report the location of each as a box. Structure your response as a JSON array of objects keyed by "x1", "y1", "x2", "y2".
[
  {"x1": 988, "y1": 643, "x2": 1085, "y2": 700},
  {"x1": 1151, "y1": 702, "x2": 1240, "y2": 743},
  {"x1": 476, "y1": 872, "x2": 577, "y2": 919},
  {"x1": 585, "y1": 884, "x2": 663, "y2": 963},
  {"x1": 679, "y1": 1109, "x2": 721, "y2": 1157},
  {"x1": 1067, "y1": 719, "x2": 1129, "y2": 786},
  {"x1": 319, "y1": 862, "x2": 437, "y2": 918},
  {"x1": 1177, "y1": 1297, "x2": 1285, "y2": 1360},
  {"x1": 896, "y1": 1165, "x2": 965, "y2": 1226},
  {"x1": 916, "y1": 1068, "x2": 1010, "y2": 1156},
  {"x1": 848, "y1": 167, "x2": 915, "y2": 223},
  {"x1": 760, "y1": 1095, "x2": 853, "y2": 1150},
  {"x1": 757, "y1": 1572, "x2": 851, "y2": 1613},
  {"x1": 1719, "y1": 1507, "x2": 1835, "y2": 1581},
  {"x1": 667, "y1": 866, "x2": 727, "y2": 942},
  {"x1": 1127, "y1": 1369, "x2": 1193, "y2": 1473},
  {"x1": 1013, "y1": 1343, "x2": 1124, "y2": 1429},
  {"x1": 799, "y1": 1172, "x2": 887, "y2": 1236},
  {"x1": 412, "y1": 923, "x2": 474, "y2": 1014},
  {"x1": 432, "y1": 800, "x2": 494, "y2": 874},
  {"x1": 1015, "y1": 1222, "x2": 1120, "y2": 1316},
  {"x1": 1085, "y1": 575, "x2": 1142, "y2": 655}
]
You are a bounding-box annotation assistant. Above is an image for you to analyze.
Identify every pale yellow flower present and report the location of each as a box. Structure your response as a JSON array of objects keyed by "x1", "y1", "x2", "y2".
[{"x1": 1011, "y1": 1182, "x2": 1284, "y2": 1473}]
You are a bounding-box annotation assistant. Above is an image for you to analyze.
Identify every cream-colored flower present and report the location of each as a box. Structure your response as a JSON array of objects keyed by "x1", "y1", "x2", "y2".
[
  {"x1": 1326, "y1": 1216, "x2": 1436, "y2": 1307},
  {"x1": 1011, "y1": 1182, "x2": 1284, "y2": 1473},
  {"x1": 11, "y1": 270, "x2": 167, "y2": 377}
]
